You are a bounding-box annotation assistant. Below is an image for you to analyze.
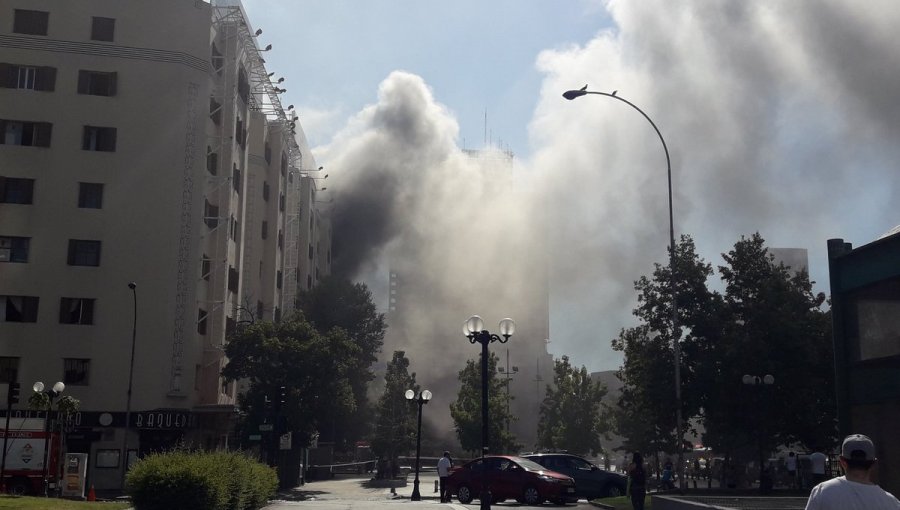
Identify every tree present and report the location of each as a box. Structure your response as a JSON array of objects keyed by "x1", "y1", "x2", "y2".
[
  {"x1": 613, "y1": 236, "x2": 717, "y2": 455},
  {"x1": 297, "y1": 276, "x2": 386, "y2": 450},
  {"x1": 222, "y1": 315, "x2": 359, "y2": 449},
  {"x1": 537, "y1": 355, "x2": 609, "y2": 456},
  {"x1": 370, "y1": 351, "x2": 418, "y2": 478},
  {"x1": 699, "y1": 234, "x2": 836, "y2": 457},
  {"x1": 450, "y1": 352, "x2": 519, "y2": 455}
]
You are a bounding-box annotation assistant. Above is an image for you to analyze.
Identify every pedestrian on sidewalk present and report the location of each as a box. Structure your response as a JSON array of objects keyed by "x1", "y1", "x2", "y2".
[
  {"x1": 810, "y1": 450, "x2": 827, "y2": 486},
  {"x1": 627, "y1": 452, "x2": 646, "y2": 510},
  {"x1": 805, "y1": 434, "x2": 900, "y2": 510},
  {"x1": 437, "y1": 451, "x2": 453, "y2": 503}
]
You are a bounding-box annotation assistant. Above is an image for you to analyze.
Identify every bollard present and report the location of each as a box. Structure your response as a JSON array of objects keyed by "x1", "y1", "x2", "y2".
[{"x1": 435, "y1": 480, "x2": 439, "y2": 493}]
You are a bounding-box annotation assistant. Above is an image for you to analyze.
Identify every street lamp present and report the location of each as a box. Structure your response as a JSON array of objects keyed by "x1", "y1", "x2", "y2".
[
  {"x1": 405, "y1": 389, "x2": 432, "y2": 501},
  {"x1": 743, "y1": 374, "x2": 774, "y2": 491},
  {"x1": 122, "y1": 282, "x2": 137, "y2": 490},
  {"x1": 33, "y1": 381, "x2": 65, "y2": 497},
  {"x1": 562, "y1": 87, "x2": 684, "y2": 486},
  {"x1": 463, "y1": 315, "x2": 515, "y2": 510}
]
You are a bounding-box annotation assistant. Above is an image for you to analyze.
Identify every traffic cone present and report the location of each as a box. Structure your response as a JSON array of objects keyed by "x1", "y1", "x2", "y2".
[{"x1": 87, "y1": 485, "x2": 96, "y2": 501}]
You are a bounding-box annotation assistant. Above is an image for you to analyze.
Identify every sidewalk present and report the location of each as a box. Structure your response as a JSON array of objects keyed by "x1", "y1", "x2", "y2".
[{"x1": 383, "y1": 473, "x2": 443, "y2": 500}]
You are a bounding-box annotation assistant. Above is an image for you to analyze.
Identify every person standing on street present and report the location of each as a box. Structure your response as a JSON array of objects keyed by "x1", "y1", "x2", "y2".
[
  {"x1": 628, "y1": 452, "x2": 647, "y2": 510},
  {"x1": 805, "y1": 434, "x2": 900, "y2": 509},
  {"x1": 787, "y1": 451, "x2": 798, "y2": 488},
  {"x1": 437, "y1": 451, "x2": 453, "y2": 503},
  {"x1": 810, "y1": 450, "x2": 828, "y2": 486}
]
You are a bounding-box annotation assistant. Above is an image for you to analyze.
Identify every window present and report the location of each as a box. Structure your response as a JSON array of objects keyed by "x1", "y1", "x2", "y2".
[
  {"x1": 82, "y1": 126, "x2": 116, "y2": 151},
  {"x1": 230, "y1": 217, "x2": 241, "y2": 240},
  {"x1": 0, "y1": 236, "x2": 29, "y2": 262},
  {"x1": 204, "y1": 200, "x2": 219, "y2": 229},
  {"x1": 95, "y1": 449, "x2": 119, "y2": 468},
  {"x1": 228, "y1": 266, "x2": 239, "y2": 293},
  {"x1": 261, "y1": 220, "x2": 268, "y2": 240},
  {"x1": 197, "y1": 309, "x2": 208, "y2": 335},
  {"x1": 210, "y1": 44, "x2": 223, "y2": 75},
  {"x1": 67, "y1": 239, "x2": 101, "y2": 266},
  {"x1": 206, "y1": 147, "x2": 218, "y2": 175},
  {"x1": 256, "y1": 301, "x2": 264, "y2": 319},
  {"x1": 0, "y1": 357, "x2": 19, "y2": 383},
  {"x1": 237, "y1": 67, "x2": 249, "y2": 104},
  {"x1": 0, "y1": 64, "x2": 56, "y2": 91},
  {"x1": 201, "y1": 255, "x2": 211, "y2": 281},
  {"x1": 77, "y1": 71, "x2": 117, "y2": 96},
  {"x1": 308, "y1": 244, "x2": 314, "y2": 259},
  {"x1": 225, "y1": 316, "x2": 236, "y2": 336},
  {"x1": 232, "y1": 165, "x2": 241, "y2": 194},
  {"x1": 264, "y1": 143, "x2": 272, "y2": 163},
  {"x1": 13, "y1": 10, "x2": 49, "y2": 36},
  {"x1": 1, "y1": 120, "x2": 52, "y2": 147},
  {"x1": 63, "y1": 359, "x2": 90, "y2": 385},
  {"x1": 278, "y1": 230, "x2": 283, "y2": 250},
  {"x1": 280, "y1": 153, "x2": 287, "y2": 178},
  {"x1": 90, "y1": 17, "x2": 115, "y2": 42},
  {"x1": 0, "y1": 177, "x2": 34, "y2": 204},
  {"x1": 262, "y1": 181, "x2": 270, "y2": 201},
  {"x1": 274, "y1": 307, "x2": 281, "y2": 322},
  {"x1": 307, "y1": 274, "x2": 312, "y2": 289},
  {"x1": 77, "y1": 182, "x2": 103, "y2": 208},
  {"x1": 59, "y1": 297, "x2": 95, "y2": 325},
  {"x1": 279, "y1": 193, "x2": 285, "y2": 212},
  {"x1": 2, "y1": 296, "x2": 39, "y2": 322},
  {"x1": 276, "y1": 270, "x2": 283, "y2": 289},
  {"x1": 209, "y1": 98, "x2": 222, "y2": 125},
  {"x1": 234, "y1": 117, "x2": 246, "y2": 149}
]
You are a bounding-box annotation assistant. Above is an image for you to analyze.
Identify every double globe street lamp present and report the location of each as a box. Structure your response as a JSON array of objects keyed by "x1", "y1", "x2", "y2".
[
  {"x1": 33, "y1": 381, "x2": 65, "y2": 497},
  {"x1": 405, "y1": 389, "x2": 432, "y2": 501},
  {"x1": 463, "y1": 315, "x2": 514, "y2": 510},
  {"x1": 562, "y1": 87, "x2": 685, "y2": 486}
]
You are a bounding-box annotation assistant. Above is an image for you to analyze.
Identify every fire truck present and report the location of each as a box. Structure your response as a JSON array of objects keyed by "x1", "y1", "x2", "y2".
[{"x1": 1, "y1": 417, "x2": 60, "y2": 495}]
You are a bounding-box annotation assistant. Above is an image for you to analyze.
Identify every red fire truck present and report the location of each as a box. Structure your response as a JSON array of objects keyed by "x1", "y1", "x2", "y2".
[{"x1": 1, "y1": 418, "x2": 61, "y2": 495}]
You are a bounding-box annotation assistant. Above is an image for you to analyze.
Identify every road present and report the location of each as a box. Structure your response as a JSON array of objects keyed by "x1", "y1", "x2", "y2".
[{"x1": 263, "y1": 474, "x2": 601, "y2": 510}]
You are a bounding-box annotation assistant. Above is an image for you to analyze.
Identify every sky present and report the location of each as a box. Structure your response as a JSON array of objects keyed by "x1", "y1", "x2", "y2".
[{"x1": 240, "y1": 0, "x2": 899, "y2": 374}]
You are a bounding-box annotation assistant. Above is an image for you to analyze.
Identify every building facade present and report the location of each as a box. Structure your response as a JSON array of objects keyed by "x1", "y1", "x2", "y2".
[{"x1": 0, "y1": 0, "x2": 330, "y2": 492}]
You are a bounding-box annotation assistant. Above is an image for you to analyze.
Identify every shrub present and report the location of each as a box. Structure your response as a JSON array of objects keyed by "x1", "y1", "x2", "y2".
[{"x1": 127, "y1": 450, "x2": 277, "y2": 510}]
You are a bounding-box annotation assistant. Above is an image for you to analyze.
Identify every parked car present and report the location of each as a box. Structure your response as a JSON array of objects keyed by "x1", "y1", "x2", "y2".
[
  {"x1": 525, "y1": 453, "x2": 627, "y2": 499},
  {"x1": 446, "y1": 455, "x2": 577, "y2": 505}
]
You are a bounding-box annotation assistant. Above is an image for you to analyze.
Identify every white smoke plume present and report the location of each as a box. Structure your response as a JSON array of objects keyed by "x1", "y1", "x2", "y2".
[{"x1": 313, "y1": 0, "x2": 899, "y2": 402}]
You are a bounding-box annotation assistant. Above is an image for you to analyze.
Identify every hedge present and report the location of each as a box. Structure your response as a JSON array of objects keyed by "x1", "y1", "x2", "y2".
[{"x1": 127, "y1": 450, "x2": 278, "y2": 510}]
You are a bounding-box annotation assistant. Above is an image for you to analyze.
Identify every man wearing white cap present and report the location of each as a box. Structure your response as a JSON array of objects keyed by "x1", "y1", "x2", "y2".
[{"x1": 805, "y1": 434, "x2": 900, "y2": 509}]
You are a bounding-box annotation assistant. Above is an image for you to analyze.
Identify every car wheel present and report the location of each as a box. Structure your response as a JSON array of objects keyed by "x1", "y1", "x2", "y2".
[
  {"x1": 522, "y1": 485, "x2": 543, "y2": 505},
  {"x1": 605, "y1": 484, "x2": 624, "y2": 498},
  {"x1": 457, "y1": 485, "x2": 474, "y2": 504}
]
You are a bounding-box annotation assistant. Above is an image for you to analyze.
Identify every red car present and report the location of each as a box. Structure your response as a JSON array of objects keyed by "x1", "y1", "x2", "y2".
[{"x1": 446, "y1": 455, "x2": 577, "y2": 505}]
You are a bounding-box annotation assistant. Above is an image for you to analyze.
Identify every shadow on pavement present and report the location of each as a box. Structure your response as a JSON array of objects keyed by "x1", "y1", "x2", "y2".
[{"x1": 275, "y1": 488, "x2": 330, "y2": 501}]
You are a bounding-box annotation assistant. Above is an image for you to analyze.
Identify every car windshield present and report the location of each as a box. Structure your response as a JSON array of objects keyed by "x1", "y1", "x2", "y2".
[{"x1": 514, "y1": 457, "x2": 552, "y2": 471}]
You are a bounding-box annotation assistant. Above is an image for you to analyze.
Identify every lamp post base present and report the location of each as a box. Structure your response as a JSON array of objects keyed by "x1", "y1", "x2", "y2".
[{"x1": 411, "y1": 479, "x2": 421, "y2": 501}]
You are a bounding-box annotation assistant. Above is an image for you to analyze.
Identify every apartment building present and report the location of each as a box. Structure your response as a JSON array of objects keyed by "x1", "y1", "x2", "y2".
[{"x1": 0, "y1": 0, "x2": 330, "y2": 491}]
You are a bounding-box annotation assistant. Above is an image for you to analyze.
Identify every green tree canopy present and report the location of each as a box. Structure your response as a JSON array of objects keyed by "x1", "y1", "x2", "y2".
[
  {"x1": 450, "y1": 351, "x2": 519, "y2": 455},
  {"x1": 296, "y1": 276, "x2": 386, "y2": 450},
  {"x1": 222, "y1": 315, "x2": 359, "y2": 447},
  {"x1": 370, "y1": 351, "x2": 418, "y2": 467},
  {"x1": 611, "y1": 233, "x2": 836, "y2": 462},
  {"x1": 537, "y1": 355, "x2": 609, "y2": 456}
]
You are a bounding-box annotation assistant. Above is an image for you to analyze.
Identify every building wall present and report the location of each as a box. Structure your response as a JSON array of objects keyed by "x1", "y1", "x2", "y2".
[{"x1": 1, "y1": 0, "x2": 328, "y2": 492}]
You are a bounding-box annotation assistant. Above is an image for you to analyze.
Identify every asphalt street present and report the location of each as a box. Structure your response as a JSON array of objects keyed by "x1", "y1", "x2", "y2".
[{"x1": 263, "y1": 474, "x2": 599, "y2": 509}]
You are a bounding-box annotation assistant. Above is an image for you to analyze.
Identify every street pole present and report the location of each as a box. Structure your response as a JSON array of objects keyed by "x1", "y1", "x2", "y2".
[
  {"x1": 122, "y1": 282, "x2": 137, "y2": 491},
  {"x1": 563, "y1": 88, "x2": 684, "y2": 488},
  {"x1": 464, "y1": 316, "x2": 514, "y2": 510},
  {"x1": 407, "y1": 389, "x2": 431, "y2": 501}
]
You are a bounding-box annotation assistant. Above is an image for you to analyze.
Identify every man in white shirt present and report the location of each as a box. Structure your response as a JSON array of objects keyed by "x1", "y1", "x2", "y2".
[
  {"x1": 437, "y1": 451, "x2": 453, "y2": 502},
  {"x1": 809, "y1": 451, "x2": 827, "y2": 485},
  {"x1": 805, "y1": 434, "x2": 900, "y2": 510}
]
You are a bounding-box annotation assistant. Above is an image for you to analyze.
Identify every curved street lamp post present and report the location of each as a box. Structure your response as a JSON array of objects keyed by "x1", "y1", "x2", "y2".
[
  {"x1": 33, "y1": 381, "x2": 65, "y2": 497},
  {"x1": 122, "y1": 282, "x2": 138, "y2": 490},
  {"x1": 405, "y1": 389, "x2": 432, "y2": 501},
  {"x1": 463, "y1": 315, "x2": 515, "y2": 510},
  {"x1": 563, "y1": 87, "x2": 684, "y2": 487}
]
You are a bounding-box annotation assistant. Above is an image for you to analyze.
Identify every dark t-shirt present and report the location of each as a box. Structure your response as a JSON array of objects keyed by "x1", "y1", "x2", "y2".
[{"x1": 630, "y1": 465, "x2": 646, "y2": 489}]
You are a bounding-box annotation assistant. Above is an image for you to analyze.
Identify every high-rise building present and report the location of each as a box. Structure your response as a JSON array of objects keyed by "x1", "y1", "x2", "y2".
[{"x1": 0, "y1": 0, "x2": 329, "y2": 491}]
